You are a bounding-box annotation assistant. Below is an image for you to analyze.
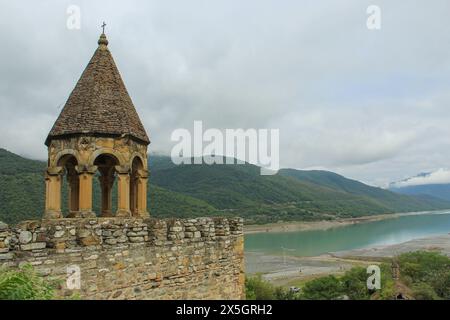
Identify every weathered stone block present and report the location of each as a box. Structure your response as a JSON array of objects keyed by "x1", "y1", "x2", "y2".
[
  {"x1": 79, "y1": 235, "x2": 101, "y2": 246},
  {"x1": 20, "y1": 242, "x2": 46, "y2": 251},
  {"x1": 55, "y1": 242, "x2": 66, "y2": 250},
  {"x1": 102, "y1": 230, "x2": 112, "y2": 237},
  {"x1": 54, "y1": 230, "x2": 65, "y2": 238},
  {"x1": 116, "y1": 235, "x2": 128, "y2": 243},
  {"x1": 19, "y1": 231, "x2": 33, "y2": 244},
  {"x1": 112, "y1": 230, "x2": 123, "y2": 237},
  {"x1": 128, "y1": 236, "x2": 144, "y2": 243},
  {"x1": 105, "y1": 238, "x2": 117, "y2": 245},
  {"x1": 0, "y1": 252, "x2": 13, "y2": 260}
]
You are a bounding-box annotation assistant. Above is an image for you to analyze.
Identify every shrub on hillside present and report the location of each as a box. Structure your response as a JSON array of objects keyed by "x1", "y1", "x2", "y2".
[{"x1": 0, "y1": 264, "x2": 55, "y2": 300}]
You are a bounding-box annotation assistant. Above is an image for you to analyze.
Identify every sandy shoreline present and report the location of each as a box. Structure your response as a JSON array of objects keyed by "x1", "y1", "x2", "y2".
[
  {"x1": 244, "y1": 210, "x2": 441, "y2": 234},
  {"x1": 331, "y1": 234, "x2": 450, "y2": 259},
  {"x1": 246, "y1": 234, "x2": 450, "y2": 286}
]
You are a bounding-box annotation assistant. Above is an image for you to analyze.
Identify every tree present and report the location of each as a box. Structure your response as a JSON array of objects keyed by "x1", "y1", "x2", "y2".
[
  {"x1": 301, "y1": 275, "x2": 344, "y2": 300},
  {"x1": 433, "y1": 273, "x2": 450, "y2": 299},
  {"x1": 412, "y1": 283, "x2": 440, "y2": 300},
  {"x1": 341, "y1": 267, "x2": 372, "y2": 300},
  {"x1": 245, "y1": 274, "x2": 276, "y2": 300}
]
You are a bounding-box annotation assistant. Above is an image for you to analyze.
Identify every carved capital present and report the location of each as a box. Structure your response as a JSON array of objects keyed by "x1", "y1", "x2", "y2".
[
  {"x1": 75, "y1": 165, "x2": 98, "y2": 174},
  {"x1": 115, "y1": 165, "x2": 130, "y2": 174},
  {"x1": 136, "y1": 169, "x2": 149, "y2": 179},
  {"x1": 46, "y1": 166, "x2": 64, "y2": 176}
]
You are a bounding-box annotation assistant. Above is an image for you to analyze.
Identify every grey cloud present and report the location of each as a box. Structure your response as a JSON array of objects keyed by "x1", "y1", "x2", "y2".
[{"x1": 1, "y1": 0, "x2": 450, "y2": 186}]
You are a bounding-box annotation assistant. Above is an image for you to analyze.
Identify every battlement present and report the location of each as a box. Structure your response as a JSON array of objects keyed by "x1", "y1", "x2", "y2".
[{"x1": 0, "y1": 217, "x2": 245, "y2": 300}]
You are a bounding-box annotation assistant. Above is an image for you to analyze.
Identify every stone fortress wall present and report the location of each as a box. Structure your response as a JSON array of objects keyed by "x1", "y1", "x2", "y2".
[{"x1": 0, "y1": 217, "x2": 245, "y2": 300}]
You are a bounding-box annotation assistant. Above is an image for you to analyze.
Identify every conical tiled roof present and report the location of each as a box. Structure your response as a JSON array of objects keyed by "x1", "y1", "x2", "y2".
[{"x1": 45, "y1": 33, "x2": 150, "y2": 146}]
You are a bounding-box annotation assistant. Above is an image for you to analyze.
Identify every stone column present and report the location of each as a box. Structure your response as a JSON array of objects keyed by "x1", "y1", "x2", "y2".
[
  {"x1": 115, "y1": 165, "x2": 131, "y2": 217},
  {"x1": 99, "y1": 167, "x2": 115, "y2": 217},
  {"x1": 75, "y1": 165, "x2": 97, "y2": 218},
  {"x1": 136, "y1": 169, "x2": 150, "y2": 218},
  {"x1": 130, "y1": 172, "x2": 137, "y2": 216},
  {"x1": 44, "y1": 167, "x2": 63, "y2": 219}
]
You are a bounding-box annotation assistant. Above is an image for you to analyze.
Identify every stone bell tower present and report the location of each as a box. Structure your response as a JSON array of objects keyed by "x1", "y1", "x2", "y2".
[{"x1": 44, "y1": 32, "x2": 150, "y2": 219}]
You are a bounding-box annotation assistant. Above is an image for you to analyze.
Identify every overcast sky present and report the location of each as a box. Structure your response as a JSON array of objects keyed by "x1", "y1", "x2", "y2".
[{"x1": 1, "y1": 0, "x2": 450, "y2": 187}]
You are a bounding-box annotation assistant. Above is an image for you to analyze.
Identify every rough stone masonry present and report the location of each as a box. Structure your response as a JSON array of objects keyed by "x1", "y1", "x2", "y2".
[{"x1": 0, "y1": 217, "x2": 245, "y2": 299}]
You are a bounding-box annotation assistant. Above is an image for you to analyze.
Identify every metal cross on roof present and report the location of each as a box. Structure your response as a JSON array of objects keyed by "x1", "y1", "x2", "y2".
[{"x1": 101, "y1": 22, "x2": 106, "y2": 34}]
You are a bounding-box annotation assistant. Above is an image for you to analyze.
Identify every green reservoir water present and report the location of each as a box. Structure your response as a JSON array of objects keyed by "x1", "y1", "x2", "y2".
[{"x1": 244, "y1": 211, "x2": 450, "y2": 257}]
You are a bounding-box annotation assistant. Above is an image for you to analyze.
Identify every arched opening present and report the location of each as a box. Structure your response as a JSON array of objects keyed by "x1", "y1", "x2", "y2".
[
  {"x1": 57, "y1": 154, "x2": 79, "y2": 217},
  {"x1": 94, "y1": 154, "x2": 119, "y2": 217},
  {"x1": 130, "y1": 157, "x2": 144, "y2": 216}
]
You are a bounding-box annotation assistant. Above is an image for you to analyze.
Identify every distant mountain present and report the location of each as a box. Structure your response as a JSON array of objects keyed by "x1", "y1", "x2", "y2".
[
  {"x1": 1, "y1": 149, "x2": 450, "y2": 225},
  {"x1": 278, "y1": 169, "x2": 450, "y2": 212},
  {"x1": 390, "y1": 183, "x2": 450, "y2": 202},
  {"x1": 389, "y1": 171, "x2": 450, "y2": 202}
]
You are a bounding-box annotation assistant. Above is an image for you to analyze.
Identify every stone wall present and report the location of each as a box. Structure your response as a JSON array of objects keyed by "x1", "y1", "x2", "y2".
[{"x1": 0, "y1": 217, "x2": 245, "y2": 300}]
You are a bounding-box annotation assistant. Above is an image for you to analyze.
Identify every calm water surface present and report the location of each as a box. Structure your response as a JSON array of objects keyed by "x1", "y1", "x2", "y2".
[{"x1": 244, "y1": 211, "x2": 450, "y2": 257}]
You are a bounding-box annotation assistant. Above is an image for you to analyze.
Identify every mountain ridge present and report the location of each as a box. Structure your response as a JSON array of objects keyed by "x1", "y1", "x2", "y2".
[{"x1": 1, "y1": 148, "x2": 449, "y2": 225}]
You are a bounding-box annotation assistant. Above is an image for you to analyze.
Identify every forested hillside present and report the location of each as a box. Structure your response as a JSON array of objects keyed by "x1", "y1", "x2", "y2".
[{"x1": 1, "y1": 149, "x2": 449, "y2": 225}]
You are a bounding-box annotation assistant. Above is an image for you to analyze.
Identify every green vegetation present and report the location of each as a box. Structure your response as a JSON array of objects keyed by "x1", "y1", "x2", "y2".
[
  {"x1": 300, "y1": 275, "x2": 344, "y2": 300},
  {"x1": 245, "y1": 274, "x2": 298, "y2": 300},
  {"x1": 398, "y1": 251, "x2": 450, "y2": 299},
  {"x1": 0, "y1": 264, "x2": 55, "y2": 300},
  {"x1": 1, "y1": 149, "x2": 449, "y2": 224},
  {"x1": 246, "y1": 251, "x2": 450, "y2": 300}
]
